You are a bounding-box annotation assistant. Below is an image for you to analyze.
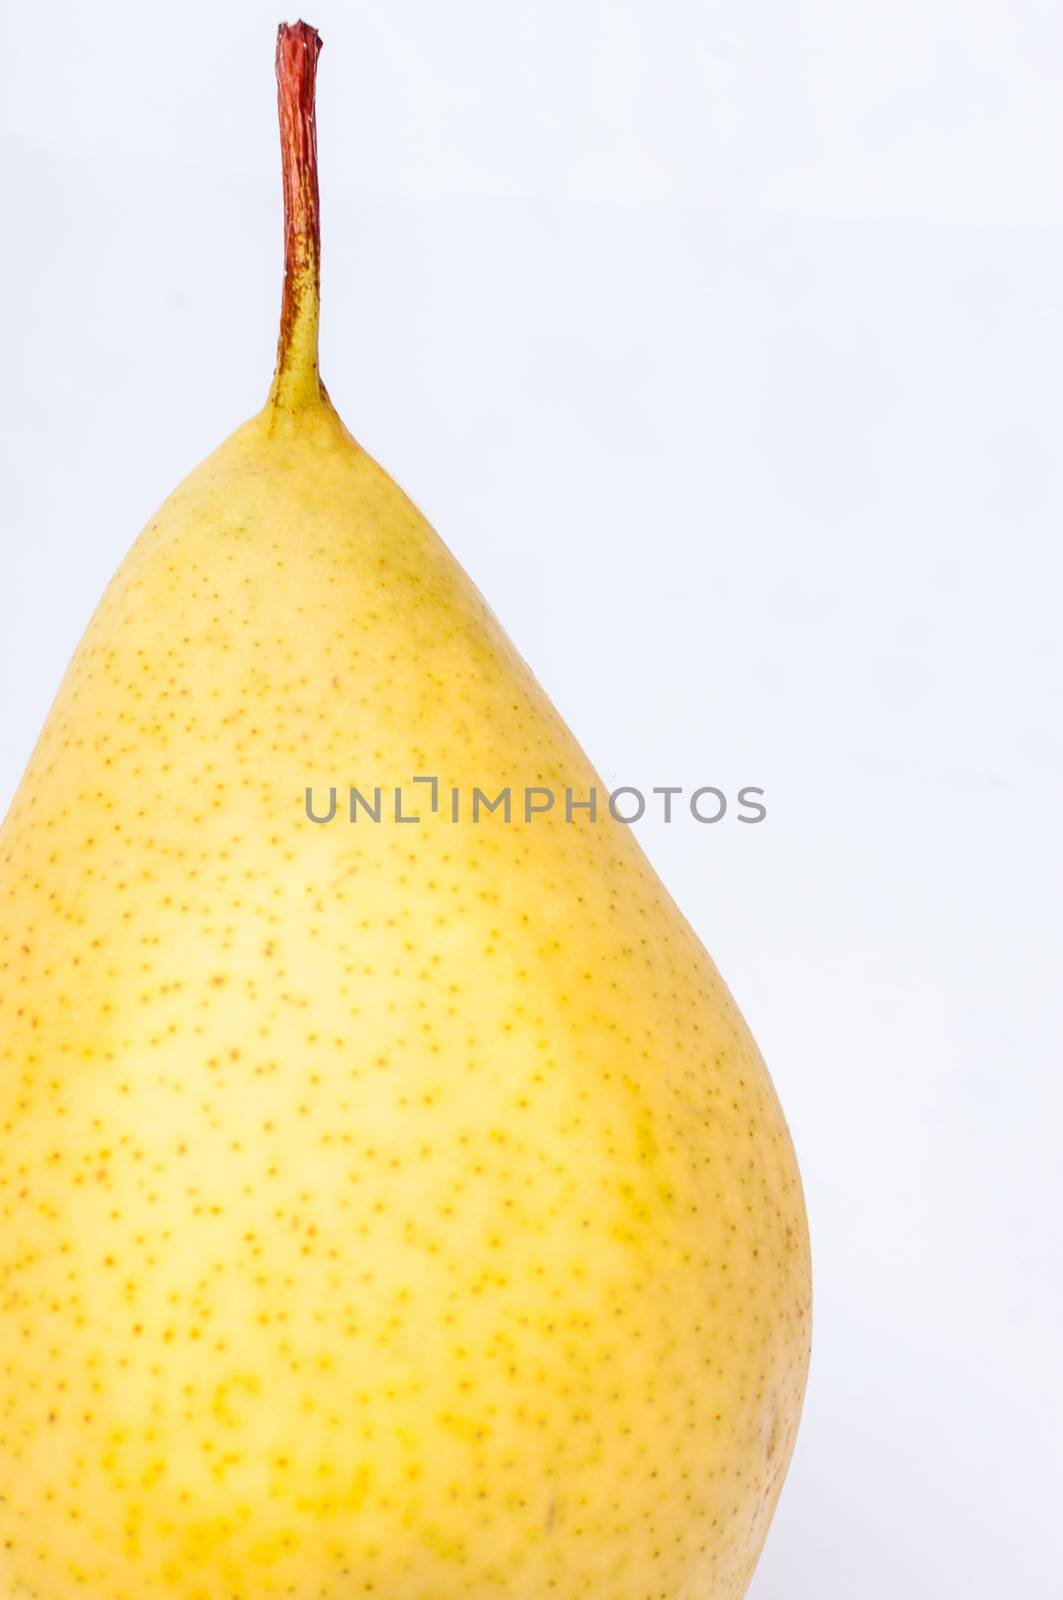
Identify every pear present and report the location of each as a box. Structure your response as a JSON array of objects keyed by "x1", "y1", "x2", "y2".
[{"x1": 0, "y1": 22, "x2": 810, "y2": 1600}]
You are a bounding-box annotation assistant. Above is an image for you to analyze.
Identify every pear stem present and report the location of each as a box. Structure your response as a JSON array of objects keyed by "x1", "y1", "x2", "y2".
[{"x1": 270, "y1": 20, "x2": 324, "y2": 411}]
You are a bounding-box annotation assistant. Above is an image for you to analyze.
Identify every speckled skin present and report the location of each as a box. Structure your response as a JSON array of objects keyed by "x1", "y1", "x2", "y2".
[{"x1": 0, "y1": 388, "x2": 810, "y2": 1599}]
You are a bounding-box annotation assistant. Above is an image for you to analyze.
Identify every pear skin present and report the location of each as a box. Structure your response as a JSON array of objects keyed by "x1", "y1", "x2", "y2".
[{"x1": 0, "y1": 22, "x2": 810, "y2": 1599}]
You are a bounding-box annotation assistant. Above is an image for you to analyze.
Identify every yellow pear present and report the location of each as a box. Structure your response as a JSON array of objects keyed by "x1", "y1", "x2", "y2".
[{"x1": 0, "y1": 22, "x2": 810, "y2": 1600}]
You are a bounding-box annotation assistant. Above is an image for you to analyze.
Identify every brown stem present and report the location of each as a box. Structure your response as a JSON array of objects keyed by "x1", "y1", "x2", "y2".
[{"x1": 272, "y1": 20, "x2": 323, "y2": 405}]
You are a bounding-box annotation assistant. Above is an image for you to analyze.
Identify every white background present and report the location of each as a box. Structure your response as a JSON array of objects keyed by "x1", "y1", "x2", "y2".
[{"x1": 2, "y1": 2, "x2": 1062, "y2": 1594}]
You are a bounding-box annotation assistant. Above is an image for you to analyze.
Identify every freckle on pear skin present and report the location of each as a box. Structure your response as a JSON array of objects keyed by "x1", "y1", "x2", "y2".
[{"x1": 0, "y1": 20, "x2": 810, "y2": 1600}]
